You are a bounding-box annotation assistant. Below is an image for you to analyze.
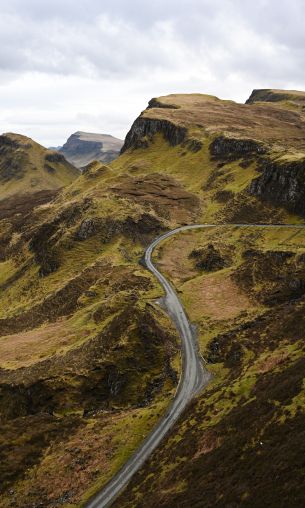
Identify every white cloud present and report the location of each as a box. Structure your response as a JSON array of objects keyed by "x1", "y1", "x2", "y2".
[{"x1": 0, "y1": 0, "x2": 305, "y2": 145}]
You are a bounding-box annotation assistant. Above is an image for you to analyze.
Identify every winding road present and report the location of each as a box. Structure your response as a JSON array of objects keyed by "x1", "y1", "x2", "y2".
[{"x1": 86, "y1": 223, "x2": 304, "y2": 508}]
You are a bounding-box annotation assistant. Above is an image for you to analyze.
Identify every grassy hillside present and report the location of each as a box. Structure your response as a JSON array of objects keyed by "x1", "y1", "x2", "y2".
[
  {"x1": 137, "y1": 91, "x2": 305, "y2": 150},
  {"x1": 1, "y1": 90, "x2": 305, "y2": 507},
  {"x1": 0, "y1": 158, "x2": 181, "y2": 507},
  {"x1": 0, "y1": 132, "x2": 80, "y2": 200},
  {"x1": 115, "y1": 225, "x2": 305, "y2": 507}
]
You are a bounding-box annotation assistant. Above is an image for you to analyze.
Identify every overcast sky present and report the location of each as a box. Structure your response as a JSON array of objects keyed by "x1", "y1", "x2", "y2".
[{"x1": 0, "y1": 0, "x2": 304, "y2": 146}]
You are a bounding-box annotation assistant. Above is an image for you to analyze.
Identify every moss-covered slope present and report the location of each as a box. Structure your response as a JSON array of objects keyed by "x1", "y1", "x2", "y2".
[
  {"x1": 115, "y1": 225, "x2": 305, "y2": 508},
  {"x1": 0, "y1": 132, "x2": 80, "y2": 201},
  {"x1": 0, "y1": 157, "x2": 180, "y2": 507}
]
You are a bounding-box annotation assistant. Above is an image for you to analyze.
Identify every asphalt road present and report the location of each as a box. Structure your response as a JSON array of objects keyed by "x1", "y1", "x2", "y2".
[{"x1": 86, "y1": 223, "x2": 304, "y2": 508}]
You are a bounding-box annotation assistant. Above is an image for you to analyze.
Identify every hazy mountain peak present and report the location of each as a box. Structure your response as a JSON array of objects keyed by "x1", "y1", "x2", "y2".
[{"x1": 58, "y1": 130, "x2": 124, "y2": 169}]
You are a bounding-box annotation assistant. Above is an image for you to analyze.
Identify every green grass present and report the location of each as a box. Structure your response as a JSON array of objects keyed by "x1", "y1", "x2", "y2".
[
  {"x1": 0, "y1": 260, "x2": 16, "y2": 286},
  {"x1": 0, "y1": 133, "x2": 79, "y2": 199},
  {"x1": 74, "y1": 397, "x2": 172, "y2": 508}
]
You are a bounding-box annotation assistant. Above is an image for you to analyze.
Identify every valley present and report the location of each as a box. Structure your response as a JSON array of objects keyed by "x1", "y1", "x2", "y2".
[
  {"x1": 1, "y1": 89, "x2": 305, "y2": 507},
  {"x1": 115, "y1": 223, "x2": 305, "y2": 507}
]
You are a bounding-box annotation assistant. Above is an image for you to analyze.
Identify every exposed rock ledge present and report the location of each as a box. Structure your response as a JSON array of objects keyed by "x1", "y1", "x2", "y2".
[
  {"x1": 147, "y1": 98, "x2": 180, "y2": 109},
  {"x1": 121, "y1": 117, "x2": 187, "y2": 153},
  {"x1": 209, "y1": 136, "x2": 266, "y2": 161},
  {"x1": 246, "y1": 89, "x2": 293, "y2": 104},
  {"x1": 249, "y1": 158, "x2": 305, "y2": 216}
]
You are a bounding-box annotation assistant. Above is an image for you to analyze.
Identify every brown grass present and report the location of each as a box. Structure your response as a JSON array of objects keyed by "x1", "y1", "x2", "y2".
[
  {"x1": 0, "y1": 409, "x2": 152, "y2": 507},
  {"x1": 109, "y1": 173, "x2": 200, "y2": 223},
  {"x1": 193, "y1": 430, "x2": 222, "y2": 459},
  {"x1": 144, "y1": 93, "x2": 305, "y2": 150},
  {"x1": 256, "y1": 351, "x2": 289, "y2": 374},
  {"x1": 0, "y1": 318, "x2": 81, "y2": 369},
  {"x1": 182, "y1": 273, "x2": 251, "y2": 321},
  {"x1": 157, "y1": 234, "x2": 198, "y2": 281}
]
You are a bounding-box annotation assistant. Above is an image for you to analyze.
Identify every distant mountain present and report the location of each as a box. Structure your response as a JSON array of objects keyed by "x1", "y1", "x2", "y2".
[
  {"x1": 48, "y1": 145, "x2": 62, "y2": 151},
  {"x1": 57, "y1": 131, "x2": 123, "y2": 168}
]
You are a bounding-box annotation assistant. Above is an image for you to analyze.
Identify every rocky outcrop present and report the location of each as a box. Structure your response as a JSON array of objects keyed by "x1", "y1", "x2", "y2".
[
  {"x1": 29, "y1": 203, "x2": 85, "y2": 276},
  {"x1": 45, "y1": 152, "x2": 68, "y2": 164},
  {"x1": 184, "y1": 138, "x2": 203, "y2": 153},
  {"x1": 123, "y1": 213, "x2": 165, "y2": 240},
  {"x1": 234, "y1": 248, "x2": 305, "y2": 305},
  {"x1": 0, "y1": 134, "x2": 20, "y2": 151},
  {"x1": 74, "y1": 218, "x2": 97, "y2": 240},
  {"x1": 0, "y1": 135, "x2": 29, "y2": 182},
  {"x1": 82, "y1": 161, "x2": 109, "y2": 179},
  {"x1": 74, "y1": 213, "x2": 164, "y2": 244},
  {"x1": 147, "y1": 98, "x2": 180, "y2": 110},
  {"x1": 249, "y1": 158, "x2": 305, "y2": 215},
  {"x1": 121, "y1": 117, "x2": 187, "y2": 153},
  {"x1": 189, "y1": 244, "x2": 230, "y2": 272},
  {"x1": 209, "y1": 136, "x2": 266, "y2": 161},
  {"x1": 29, "y1": 222, "x2": 60, "y2": 276},
  {"x1": 246, "y1": 89, "x2": 293, "y2": 105},
  {"x1": 74, "y1": 216, "x2": 123, "y2": 243}
]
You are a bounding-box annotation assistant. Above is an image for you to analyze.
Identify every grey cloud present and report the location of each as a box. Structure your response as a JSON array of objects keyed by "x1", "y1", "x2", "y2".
[
  {"x1": 1, "y1": 0, "x2": 305, "y2": 146},
  {"x1": 1, "y1": 0, "x2": 305, "y2": 84}
]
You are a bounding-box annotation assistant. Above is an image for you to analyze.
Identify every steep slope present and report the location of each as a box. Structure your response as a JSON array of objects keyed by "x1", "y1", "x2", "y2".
[
  {"x1": 0, "y1": 159, "x2": 181, "y2": 507},
  {"x1": 123, "y1": 91, "x2": 305, "y2": 150},
  {"x1": 59, "y1": 131, "x2": 123, "y2": 168},
  {"x1": 246, "y1": 88, "x2": 305, "y2": 106},
  {"x1": 1, "y1": 90, "x2": 305, "y2": 508},
  {"x1": 0, "y1": 133, "x2": 80, "y2": 201},
  {"x1": 115, "y1": 91, "x2": 305, "y2": 223}
]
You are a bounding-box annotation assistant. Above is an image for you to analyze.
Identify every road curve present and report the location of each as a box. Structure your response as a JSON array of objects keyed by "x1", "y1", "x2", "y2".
[{"x1": 85, "y1": 223, "x2": 304, "y2": 508}]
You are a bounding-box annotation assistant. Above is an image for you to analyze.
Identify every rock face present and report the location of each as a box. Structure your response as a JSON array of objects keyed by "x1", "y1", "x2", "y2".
[
  {"x1": 74, "y1": 213, "x2": 164, "y2": 244},
  {"x1": 147, "y1": 98, "x2": 180, "y2": 110},
  {"x1": 59, "y1": 131, "x2": 123, "y2": 169},
  {"x1": 189, "y1": 244, "x2": 230, "y2": 272},
  {"x1": 249, "y1": 158, "x2": 305, "y2": 216},
  {"x1": 234, "y1": 248, "x2": 305, "y2": 305},
  {"x1": 0, "y1": 135, "x2": 29, "y2": 182},
  {"x1": 246, "y1": 89, "x2": 293, "y2": 104},
  {"x1": 246, "y1": 88, "x2": 305, "y2": 105},
  {"x1": 121, "y1": 117, "x2": 187, "y2": 153},
  {"x1": 209, "y1": 136, "x2": 266, "y2": 161}
]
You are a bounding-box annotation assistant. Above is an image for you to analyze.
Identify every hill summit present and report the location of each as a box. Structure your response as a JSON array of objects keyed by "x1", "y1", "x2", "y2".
[{"x1": 0, "y1": 132, "x2": 79, "y2": 201}]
